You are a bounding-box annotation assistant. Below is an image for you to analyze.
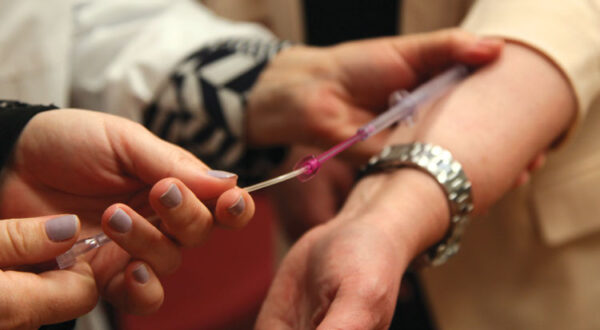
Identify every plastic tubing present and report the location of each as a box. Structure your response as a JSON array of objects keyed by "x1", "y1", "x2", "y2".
[{"x1": 360, "y1": 64, "x2": 469, "y2": 139}]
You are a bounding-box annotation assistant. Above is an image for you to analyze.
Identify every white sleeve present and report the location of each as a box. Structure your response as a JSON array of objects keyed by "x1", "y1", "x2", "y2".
[{"x1": 70, "y1": 0, "x2": 275, "y2": 121}]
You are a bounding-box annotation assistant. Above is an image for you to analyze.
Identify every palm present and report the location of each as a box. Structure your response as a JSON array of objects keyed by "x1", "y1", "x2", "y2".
[{"x1": 257, "y1": 220, "x2": 405, "y2": 329}]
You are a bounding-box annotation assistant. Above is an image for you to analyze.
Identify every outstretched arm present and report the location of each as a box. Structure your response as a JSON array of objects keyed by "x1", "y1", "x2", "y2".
[{"x1": 257, "y1": 39, "x2": 576, "y2": 329}]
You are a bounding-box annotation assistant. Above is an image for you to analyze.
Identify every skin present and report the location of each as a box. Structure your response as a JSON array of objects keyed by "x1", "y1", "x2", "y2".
[
  {"x1": 250, "y1": 29, "x2": 538, "y2": 237},
  {"x1": 246, "y1": 29, "x2": 505, "y2": 164},
  {"x1": 266, "y1": 146, "x2": 354, "y2": 241},
  {"x1": 0, "y1": 109, "x2": 255, "y2": 329},
  {"x1": 256, "y1": 38, "x2": 576, "y2": 328},
  {"x1": 0, "y1": 28, "x2": 549, "y2": 329}
]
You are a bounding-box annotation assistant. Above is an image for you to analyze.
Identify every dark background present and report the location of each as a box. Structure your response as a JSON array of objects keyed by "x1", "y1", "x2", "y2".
[{"x1": 303, "y1": 0, "x2": 399, "y2": 46}]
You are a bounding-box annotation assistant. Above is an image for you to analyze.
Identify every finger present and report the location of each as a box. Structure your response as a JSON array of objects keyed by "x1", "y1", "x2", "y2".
[
  {"x1": 527, "y1": 152, "x2": 547, "y2": 172},
  {"x1": 400, "y1": 28, "x2": 504, "y2": 74},
  {"x1": 124, "y1": 262, "x2": 164, "y2": 314},
  {"x1": 108, "y1": 120, "x2": 239, "y2": 200},
  {"x1": 0, "y1": 262, "x2": 97, "y2": 329},
  {"x1": 149, "y1": 178, "x2": 214, "y2": 247},
  {"x1": 0, "y1": 215, "x2": 80, "y2": 267},
  {"x1": 214, "y1": 188, "x2": 256, "y2": 229},
  {"x1": 101, "y1": 205, "x2": 181, "y2": 276},
  {"x1": 104, "y1": 261, "x2": 164, "y2": 315},
  {"x1": 318, "y1": 282, "x2": 394, "y2": 330}
]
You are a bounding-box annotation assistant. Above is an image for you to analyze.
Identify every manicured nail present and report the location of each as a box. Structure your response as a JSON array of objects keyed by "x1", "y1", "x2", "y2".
[
  {"x1": 132, "y1": 264, "x2": 150, "y2": 284},
  {"x1": 227, "y1": 196, "x2": 245, "y2": 216},
  {"x1": 160, "y1": 184, "x2": 182, "y2": 209},
  {"x1": 207, "y1": 170, "x2": 237, "y2": 179},
  {"x1": 108, "y1": 208, "x2": 132, "y2": 233},
  {"x1": 45, "y1": 215, "x2": 78, "y2": 242}
]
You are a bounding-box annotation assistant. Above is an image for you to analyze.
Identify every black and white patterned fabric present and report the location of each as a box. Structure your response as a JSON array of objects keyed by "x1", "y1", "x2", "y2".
[{"x1": 143, "y1": 38, "x2": 292, "y2": 185}]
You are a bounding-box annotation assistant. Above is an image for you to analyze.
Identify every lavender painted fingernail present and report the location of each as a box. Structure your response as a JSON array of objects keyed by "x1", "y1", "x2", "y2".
[
  {"x1": 108, "y1": 208, "x2": 132, "y2": 233},
  {"x1": 45, "y1": 215, "x2": 78, "y2": 242},
  {"x1": 160, "y1": 184, "x2": 182, "y2": 209},
  {"x1": 133, "y1": 264, "x2": 150, "y2": 284},
  {"x1": 207, "y1": 170, "x2": 237, "y2": 179},
  {"x1": 227, "y1": 196, "x2": 245, "y2": 216}
]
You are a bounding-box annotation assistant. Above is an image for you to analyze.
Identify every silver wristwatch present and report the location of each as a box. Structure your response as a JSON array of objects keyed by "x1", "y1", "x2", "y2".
[{"x1": 363, "y1": 143, "x2": 474, "y2": 267}]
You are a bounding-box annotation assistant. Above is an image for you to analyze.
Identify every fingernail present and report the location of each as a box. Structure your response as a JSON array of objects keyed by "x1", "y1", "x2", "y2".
[
  {"x1": 160, "y1": 184, "x2": 182, "y2": 209},
  {"x1": 207, "y1": 170, "x2": 237, "y2": 179},
  {"x1": 108, "y1": 208, "x2": 132, "y2": 233},
  {"x1": 227, "y1": 196, "x2": 245, "y2": 216},
  {"x1": 133, "y1": 264, "x2": 150, "y2": 284},
  {"x1": 45, "y1": 215, "x2": 78, "y2": 242}
]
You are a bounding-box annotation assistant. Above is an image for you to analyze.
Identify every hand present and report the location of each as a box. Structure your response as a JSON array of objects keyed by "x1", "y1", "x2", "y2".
[
  {"x1": 0, "y1": 215, "x2": 96, "y2": 329},
  {"x1": 258, "y1": 168, "x2": 448, "y2": 329},
  {"x1": 258, "y1": 38, "x2": 576, "y2": 329},
  {"x1": 256, "y1": 217, "x2": 408, "y2": 330},
  {"x1": 247, "y1": 29, "x2": 503, "y2": 162},
  {"x1": 0, "y1": 109, "x2": 255, "y2": 317},
  {"x1": 267, "y1": 146, "x2": 354, "y2": 240}
]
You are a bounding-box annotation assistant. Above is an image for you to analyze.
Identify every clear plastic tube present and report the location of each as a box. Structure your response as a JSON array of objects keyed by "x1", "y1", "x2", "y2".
[
  {"x1": 56, "y1": 232, "x2": 112, "y2": 269},
  {"x1": 360, "y1": 65, "x2": 469, "y2": 138},
  {"x1": 290, "y1": 65, "x2": 469, "y2": 182},
  {"x1": 244, "y1": 168, "x2": 306, "y2": 192}
]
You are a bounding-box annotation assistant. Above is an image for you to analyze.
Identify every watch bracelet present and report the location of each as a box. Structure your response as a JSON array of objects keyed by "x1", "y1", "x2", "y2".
[{"x1": 362, "y1": 143, "x2": 474, "y2": 267}]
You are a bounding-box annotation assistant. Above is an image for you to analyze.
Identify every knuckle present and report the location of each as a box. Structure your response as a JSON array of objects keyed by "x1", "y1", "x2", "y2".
[
  {"x1": 444, "y1": 30, "x2": 463, "y2": 48},
  {"x1": 146, "y1": 291, "x2": 165, "y2": 314},
  {"x1": 127, "y1": 120, "x2": 149, "y2": 134},
  {"x1": 1, "y1": 221, "x2": 34, "y2": 262},
  {"x1": 141, "y1": 236, "x2": 181, "y2": 276},
  {"x1": 444, "y1": 27, "x2": 469, "y2": 40},
  {"x1": 171, "y1": 211, "x2": 213, "y2": 248},
  {"x1": 133, "y1": 290, "x2": 164, "y2": 316},
  {"x1": 161, "y1": 251, "x2": 182, "y2": 276},
  {"x1": 303, "y1": 89, "x2": 344, "y2": 142},
  {"x1": 356, "y1": 276, "x2": 391, "y2": 307}
]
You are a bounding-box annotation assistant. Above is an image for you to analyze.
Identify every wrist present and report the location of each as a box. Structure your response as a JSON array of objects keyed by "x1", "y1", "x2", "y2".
[{"x1": 338, "y1": 168, "x2": 449, "y2": 262}]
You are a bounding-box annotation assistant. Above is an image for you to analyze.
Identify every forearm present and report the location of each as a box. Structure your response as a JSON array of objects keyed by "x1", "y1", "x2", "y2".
[{"x1": 340, "y1": 42, "x2": 576, "y2": 259}]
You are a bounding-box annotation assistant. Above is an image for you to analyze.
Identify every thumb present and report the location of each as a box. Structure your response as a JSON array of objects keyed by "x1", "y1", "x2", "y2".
[
  {"x1": 397, "y1": 28, "x2": 504, "y2": 74},
  {"x1": 0, "y1": 262, "x2": 97, "y2": 329},
  {"x1": 0, "y1": 215, "x2": 80, "y2": 267},
  {"x1": 318, "y1": 281, "x2": 396, "y2": 330},
  {"x1": 0, "y1": 215, "x2": 98, "y2": 329}
]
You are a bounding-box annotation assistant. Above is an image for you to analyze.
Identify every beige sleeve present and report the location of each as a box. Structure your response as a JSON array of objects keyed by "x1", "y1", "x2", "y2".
[{"x1": 461, "y1": 0, "x2": 600, "y2": 119}]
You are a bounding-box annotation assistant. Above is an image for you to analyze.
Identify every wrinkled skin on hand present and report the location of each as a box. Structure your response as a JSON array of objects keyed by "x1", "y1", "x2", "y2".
[
  {"x1": 255, "y1": 28, "x2": 506, "y2": 330},
  {"x1": 256, "y1": 216, "x2": 407, "y2": 330}
]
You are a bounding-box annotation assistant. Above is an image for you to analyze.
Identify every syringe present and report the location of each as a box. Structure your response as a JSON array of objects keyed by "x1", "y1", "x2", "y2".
[
  {"x1": 55, "y1": 64, "x2": 469, "y2": 269},
  {"x1": 246, "y1": 64, "x2": 470, "y2": 188}
]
